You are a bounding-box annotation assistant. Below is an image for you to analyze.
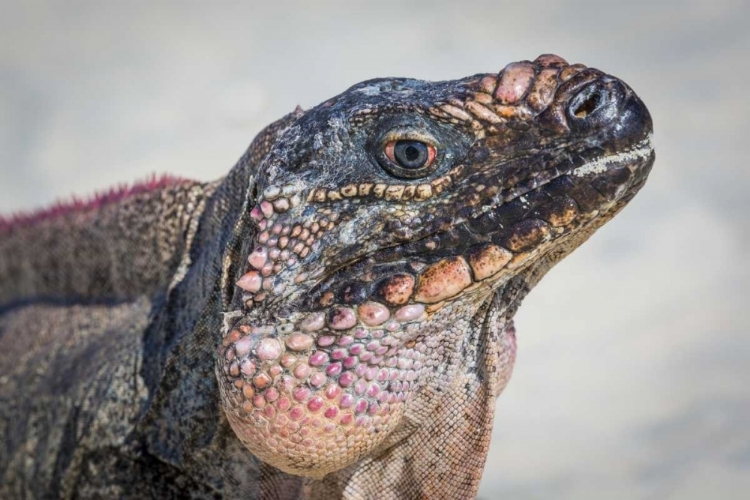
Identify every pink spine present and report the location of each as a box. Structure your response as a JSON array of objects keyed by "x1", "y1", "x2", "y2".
[{"x1": 0, "y1": 174, "x2": 191, "y2": 234}]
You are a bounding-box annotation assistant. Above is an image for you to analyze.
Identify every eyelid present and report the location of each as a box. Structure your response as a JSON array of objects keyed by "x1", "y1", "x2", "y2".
[{"x1": 379, "y1": 129, "x2": 437, "y2": 146}]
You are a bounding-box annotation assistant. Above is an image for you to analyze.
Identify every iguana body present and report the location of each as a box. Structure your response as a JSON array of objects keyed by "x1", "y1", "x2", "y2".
[{"x1": 0, "y1": 55, "x2": 654, "y2": 499}]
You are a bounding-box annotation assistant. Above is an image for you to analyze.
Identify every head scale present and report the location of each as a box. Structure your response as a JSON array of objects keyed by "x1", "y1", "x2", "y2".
[{"x1": 217, "y1": 54, "x2": 654, "y2": 477}]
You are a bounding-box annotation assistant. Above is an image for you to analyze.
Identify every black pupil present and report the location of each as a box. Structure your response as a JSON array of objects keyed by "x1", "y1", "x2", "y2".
[{"x1": 394, "y1": 140, "x2": 428, "y2": 169}]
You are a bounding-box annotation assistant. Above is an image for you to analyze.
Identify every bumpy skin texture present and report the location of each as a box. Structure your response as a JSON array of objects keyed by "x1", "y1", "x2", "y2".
[{"x1": 0, "y1": 55, "x2": 654, "y2": 499}]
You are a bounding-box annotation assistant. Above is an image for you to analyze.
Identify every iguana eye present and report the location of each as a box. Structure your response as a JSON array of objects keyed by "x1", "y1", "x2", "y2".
[
  {"x1": 390, "y1": 140, "x2": 432, "y2": 169},
  {"x1": 381, "y1": 139, "x2": 437, "y2": 179}
]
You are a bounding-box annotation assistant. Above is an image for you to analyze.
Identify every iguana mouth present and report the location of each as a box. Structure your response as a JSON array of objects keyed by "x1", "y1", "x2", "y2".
[{"x1": 298, "y1": 134, "x2": 654, "y2": 311}]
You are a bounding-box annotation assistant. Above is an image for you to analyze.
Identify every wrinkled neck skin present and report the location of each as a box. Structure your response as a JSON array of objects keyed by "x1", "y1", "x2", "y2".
[
  {"x1": 215, "y1": 182, "x2": 525, "y2": 484},
  {"x1": 212, "y1": 54, "x2": 654, "y2": 498},
  {"x1": 221, "y1": 220, "x2": 527, "y2": 498},
  {"x1": 216, "y1": 194, "x2": 597, "y2": 499},
  {"x1": 216, "y1": 203, "x2": 602, "y2": 498}
]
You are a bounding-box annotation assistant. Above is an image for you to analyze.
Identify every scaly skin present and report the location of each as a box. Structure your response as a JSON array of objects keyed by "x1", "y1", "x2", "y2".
[{"x1": 0, "y1": 54, "x2": 654, "y2": 499}]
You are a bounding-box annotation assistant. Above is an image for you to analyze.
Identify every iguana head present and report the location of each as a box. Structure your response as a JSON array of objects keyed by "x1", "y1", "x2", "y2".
[{"x1": 217, "y1": 54, "x2": 653, "y2": 478}]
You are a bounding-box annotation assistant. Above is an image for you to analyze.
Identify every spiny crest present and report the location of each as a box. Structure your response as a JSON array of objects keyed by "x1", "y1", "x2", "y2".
[{"x1": 0, "y1": 174, "x2": 191, "y2": 234}]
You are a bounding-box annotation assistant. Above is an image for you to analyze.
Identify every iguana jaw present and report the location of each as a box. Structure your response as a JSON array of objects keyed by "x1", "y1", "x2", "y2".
[{"x1": 216, "y1": 55, "x2": 654, "y2": 478}]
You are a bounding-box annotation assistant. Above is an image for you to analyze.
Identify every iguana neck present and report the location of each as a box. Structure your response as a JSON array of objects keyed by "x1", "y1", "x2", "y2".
[{"x1": 0, "y1": 177, "x2": 210, "y2": 308}]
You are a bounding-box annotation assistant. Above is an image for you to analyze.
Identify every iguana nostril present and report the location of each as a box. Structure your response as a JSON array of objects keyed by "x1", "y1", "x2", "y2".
[
  {"x1": 567, "y1": 79, "x2": 626, "y2": 131},
  {"x1": 572, "y1": 90, "x2": 602, "y2": 118},
  {"x1": 569, "y1": 83, "x2": 610, "y2": 122}
]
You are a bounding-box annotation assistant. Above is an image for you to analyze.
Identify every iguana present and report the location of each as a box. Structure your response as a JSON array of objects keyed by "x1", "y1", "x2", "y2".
[{"x1": 0, "y1": 54, "x2": 654, "y2": 499}]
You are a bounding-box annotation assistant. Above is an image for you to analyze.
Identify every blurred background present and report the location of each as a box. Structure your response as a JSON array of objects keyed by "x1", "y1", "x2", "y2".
[{"x1": 1, "y1": 1, "x2": 748, "y2": 498}]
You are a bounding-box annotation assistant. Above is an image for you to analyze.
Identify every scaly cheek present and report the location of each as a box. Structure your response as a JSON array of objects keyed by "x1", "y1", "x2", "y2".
[
  {"x1": 238, "y1": 184, "x2": 340, "y2": 307},
  {"x1": 217, "y1": 302, "x2": 434, "y2": 476}
]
